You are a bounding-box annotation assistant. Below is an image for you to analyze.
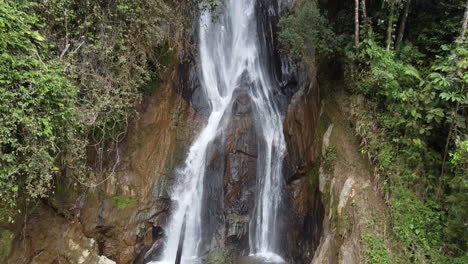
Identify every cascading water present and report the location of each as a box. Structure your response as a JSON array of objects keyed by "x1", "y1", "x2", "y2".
[{"x1": 150, "y1": 0, "x2": 287, "y2": 263}]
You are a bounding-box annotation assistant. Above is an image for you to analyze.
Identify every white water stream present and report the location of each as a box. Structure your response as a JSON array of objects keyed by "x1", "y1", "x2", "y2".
[{"x1": 150, "y1": 1, "x2": 286, "y2": 263}]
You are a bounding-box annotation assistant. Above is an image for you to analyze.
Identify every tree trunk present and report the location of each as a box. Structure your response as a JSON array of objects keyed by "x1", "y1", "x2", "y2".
[
  {"x1": 361, "y1": 0, "x2": 367, "y2": 23},
  {"x1": 461, "y1": 0, "x2": 468, "y2": 39},
  {"x1": 438, "y1": 101, "x2": 460, "y2": 200},
  {"x1": 396, "y1": 0, "x2": 411, "y2": 49},
  {"x1": 355, "y1": 0, "x2": 360, "y2": 48},
  {"x1": 386, "y1": 0, "x2": 395, "y2": 50}
]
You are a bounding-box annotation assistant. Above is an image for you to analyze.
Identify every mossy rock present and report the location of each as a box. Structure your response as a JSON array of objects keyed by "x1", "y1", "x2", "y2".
[
  {"x1": 111, "y1": 195, "x2": 137, "y2": 210},
  {"x1": 308, "y1": 167, "x2": 320, "y2": 180},
  {"x1": 206, "y1": 249, "x2": 233, "y2": 264}
]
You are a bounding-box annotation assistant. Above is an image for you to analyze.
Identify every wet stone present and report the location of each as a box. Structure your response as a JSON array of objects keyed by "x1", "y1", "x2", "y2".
[{"x1": 233, "y1": 94, "x2": 252, "y2": 117}]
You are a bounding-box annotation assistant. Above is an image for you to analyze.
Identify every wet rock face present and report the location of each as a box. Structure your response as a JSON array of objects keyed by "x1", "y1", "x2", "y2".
[
  {"x1": 171, "y1": 0, "x2": 324, "y2": 262},
  {"x1": 223, "y1": 92, "x2": 258, "y2": 255},
  {"x1": 256, "y1": 0, "x2": 299, "y2": 114},
  {"x1": 6, "y1": 45, "x2": 202, "y2": 264},
  {"x1": 7, "y1": 1, "x2": 324, "y2": 263},
  {"x1": 283, "y1": 62, "x2": 324, "y2": 263},
  {"x1": 177, "y1": 53, "x2": 210, "y2": 116},
  {"x1": 76, "y1": 63, "x2": 202, "y2": 263},
  {"x1": 7, "y1": 206, "x2": 116, "y2": 264}
]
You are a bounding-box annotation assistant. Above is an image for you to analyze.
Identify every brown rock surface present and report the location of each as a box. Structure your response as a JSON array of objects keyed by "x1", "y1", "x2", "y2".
[
  {"x1": 7, "y1": 48, "x2": 202, "y2": 263},
  {"x1": 311, "y1": 91, "x2": 395, "y2": 264},
  {"x1": 283, "y1": 63, "x2": 324, "y2": 263}
]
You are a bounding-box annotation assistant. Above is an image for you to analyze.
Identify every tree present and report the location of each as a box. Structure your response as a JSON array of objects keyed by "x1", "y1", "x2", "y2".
[
  {"x1": 361, "y1": 0, "x2": 367, "y2": 23},
  {"x1": 355, "y1": 0, "x2": 360, "y2": 48},
  {"x1": 396, "y1": 0, "x2": 411, "y2": 49},
  {"x1": 461, "y1": 0, "x2": 468, "y2": 39},
  {"x1": 278, "y1": 1, "x2": 338, "y2": 59},
  {"x1": 386, "y1": 0, "x2": 396, "y2": 50}
]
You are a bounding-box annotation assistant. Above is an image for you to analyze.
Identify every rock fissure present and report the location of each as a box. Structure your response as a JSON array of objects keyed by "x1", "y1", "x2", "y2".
[{"x1": 231, "y1": 150, "x2": 258, "y2": 159}]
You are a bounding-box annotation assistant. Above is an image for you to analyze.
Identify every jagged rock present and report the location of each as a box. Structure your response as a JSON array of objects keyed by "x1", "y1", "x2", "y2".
[
  {"x1": 311, "y1": 95, "x2": 392, "y2": 264},
  {"x1": 339, "y1": 240, "x2": 358, "y2": 264},
  {"x1": 223, "y1": 92, "x2": 258, "y2": 255},
  {"x1": 310, "y1": 234, "x2": 332, "y2": 264},
  {"x1": 98, "y1": 256, "x2": 117, "y2": 264},
  {"x1": 8, "y1": 206, "x2": 118, "y2": 264},
  {"x1": 283, "y1": 58, "x2": 323, "y2": 262},
  {"x1": 7, "y1": 44, "x2": 201, "y2": 264},
  {"x1": 319, "y1": 124, "x2": 334, "y2": 193},
  {"x1": 322, "y1": 124, "x2": 334, "y2": 157},
  {"x1": 337, "y1": 178, "x2": 355, "y2": 216},
  {"x1": 7, "y1": 2, "x2": 327, "y2": 263}
]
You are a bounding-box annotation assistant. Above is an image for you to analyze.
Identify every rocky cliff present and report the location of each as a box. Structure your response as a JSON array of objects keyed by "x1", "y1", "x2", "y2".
[{"x1": 3, "y1": 2, "x2": 369, "y2": 264}]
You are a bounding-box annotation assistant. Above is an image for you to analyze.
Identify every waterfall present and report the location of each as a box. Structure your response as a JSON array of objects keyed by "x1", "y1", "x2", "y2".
[{"x1": 149, "y1": 0, "x2": 286, "y2": 263}]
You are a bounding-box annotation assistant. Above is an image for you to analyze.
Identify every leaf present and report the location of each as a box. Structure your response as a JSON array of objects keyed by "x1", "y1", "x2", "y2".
[
  {"x1": 30, "y1": 31, "x2": 45, "y2": 42},
  {"x1": 440, "y1": 92, "x2": 457, "y2": 102},
  {"x1": 404, "y1": 65, "x2": 424, "y2": 84}
]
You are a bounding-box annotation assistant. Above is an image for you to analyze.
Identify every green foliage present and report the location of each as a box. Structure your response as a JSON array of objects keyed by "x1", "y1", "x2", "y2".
[
  {"x1": 0, "y1": 0, "x2": 84, "y2": 222},
  {"x1": 407, "y1": 0, "x2": 466, "y2": 58},
  {"x1": 444, "y1": 139, "x2": 468, "y2": 255},
  {"x1": 391, "y1": 187, "x2": 444, "y2": 251},
  {"x1": 0, "y1": 0, "x2": 192, "y2": 222},
  {"x1": 278, "y1": 0, "x2": 340, "y2": 60},
  {"x1": 324, "y1": 145, "x2": 338, "y2": 174},
  {"x1": 352, "y1": 91, "x2": 466, "y2": 260},
  {"x1": 351, "y1": 38, "x2": 466, "y2": 166},
  {"x1": 111, "y1": 195, "x2": 137, "y2": 210},
  {"x1": 32, "y1": 0, "x2": 177, "y2": 165},
  {"x1": 361, "y1": 216, "x2": 394, "y2": 264},
  {"x1": 0, "y1": 229, "x2": 13, "y2": 261},
  {"x1": 344, "y1": 20, "x2": 467, "y2": 261},
  {"x1": 362, "y1": 233, "x2": 390, "y2": 264},
  {"x1": 283, "y1": 0, "x2": 467, "y2": 261}
]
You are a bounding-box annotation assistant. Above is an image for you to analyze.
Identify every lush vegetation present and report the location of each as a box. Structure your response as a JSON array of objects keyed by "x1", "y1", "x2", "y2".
[
  {"x1": 0, "y1": 0, "x2": 217, "y2": 223},
  {"x1": 350, "y1": 38, "x2": 467, "y2": 263},
  {"x1": 0, "y1": 0, "x2": 82, "y2": 222},
  {"x1": 110, "y1": 195, "x2": 137, "y2": 210},
  {"x1": 0, "y1": 0, "x2": 466, "y2": 262},
  {"x1": 278, "y1": 1, "x2": 340, "y2": 59},
  {"x1": 280, "y1": 0, "x2": 467, "y2": 262}
]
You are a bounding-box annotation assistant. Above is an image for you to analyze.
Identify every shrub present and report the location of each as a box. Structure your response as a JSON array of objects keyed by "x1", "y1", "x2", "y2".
[
  {"x1": 0, "y1": 0, "x2": 83, "y2": 222},
  {"x1": 278, "y1": 0, "x2": 339, "y2": 60}
]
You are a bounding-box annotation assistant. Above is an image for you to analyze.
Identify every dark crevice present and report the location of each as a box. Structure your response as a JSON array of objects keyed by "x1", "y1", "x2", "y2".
[{"x1": 231, "y1": 149, "x2": 258, "y2": 158}]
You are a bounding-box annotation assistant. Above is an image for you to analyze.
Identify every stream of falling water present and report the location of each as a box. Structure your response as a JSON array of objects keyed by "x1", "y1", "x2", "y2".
[{"x1": 150, "y1": 1, "x2": 286, "y2": 263}]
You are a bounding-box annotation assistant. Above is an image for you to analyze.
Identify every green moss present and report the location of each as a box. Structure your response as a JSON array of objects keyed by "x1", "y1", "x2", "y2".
[
  {"x1": 337, "y1": 215, "x2": 349, "y2": 236},
  {"x1": 0, "y1": 229, "x2": 13, "y2": 261},
  {"x1": 139, "y1": 70, "x2": 161, "y2": 96},
  {"x1": 324, "y1": 145, "x2": 338, "y2": 174},
  {"x1": 391, "y1": 187, "x2": 444, "y2": 251},
  {"x1": 111, "y1": 195, "x2": 137, "y2": 210},
  {"x1": 206, "y1": 249, "x2": 232, "y2": 264},
  {"x1": 318, "y1": 113, "x2": 332, "y2": 138},
  {"x1": 156, "y1": 42, "x2": 175, "y2": 68},
  {"x1": 139, "y1": 42, "x2": 175, "y2": 96},
  {"x1": 308, "y1": 167, "x2": 320, "y2": 180}
]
